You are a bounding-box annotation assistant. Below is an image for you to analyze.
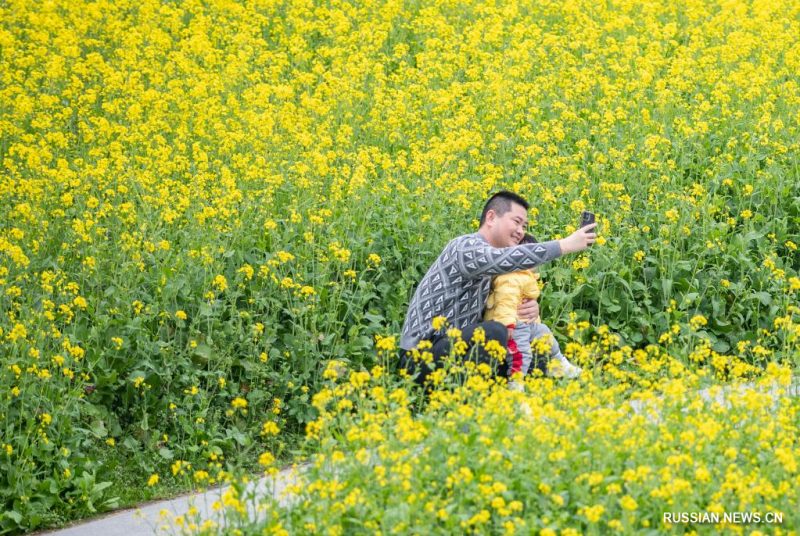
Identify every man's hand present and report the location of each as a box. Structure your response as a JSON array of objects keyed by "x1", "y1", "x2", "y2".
[
  {"x1": 559, "y1": 223, "x2": 597, "y2": 254},
  {"x1": 517, "y1": 299, "x2": 540, "y2": 323}
]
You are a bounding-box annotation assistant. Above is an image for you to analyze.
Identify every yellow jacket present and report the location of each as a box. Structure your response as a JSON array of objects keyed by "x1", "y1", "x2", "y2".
[{"x1": 484, "y1": 270, "x2": 541, "y2": 326}]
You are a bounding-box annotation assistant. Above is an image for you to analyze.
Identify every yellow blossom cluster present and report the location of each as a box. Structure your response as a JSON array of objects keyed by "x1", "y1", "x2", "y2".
[
  {"x1": 2, "y1": 0, "x2": 800, "y2": 530},
  {"x1": 209, "y1": 352, "x2": 798, "y2": 534}
]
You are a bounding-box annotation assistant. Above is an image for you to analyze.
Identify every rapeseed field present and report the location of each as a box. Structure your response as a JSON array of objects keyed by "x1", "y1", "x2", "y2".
[{"x1": 1, "y1": 0, "x2": 798, "y2": 532}]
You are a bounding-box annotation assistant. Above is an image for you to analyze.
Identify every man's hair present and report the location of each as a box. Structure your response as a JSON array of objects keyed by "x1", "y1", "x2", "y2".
[{"x1": 479, "y1": 190, "x2": 529, "y2": 226}]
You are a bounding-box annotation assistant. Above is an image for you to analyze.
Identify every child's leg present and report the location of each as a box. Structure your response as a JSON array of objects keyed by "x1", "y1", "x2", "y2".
[
  {"x1": 525, "y1": 322, "x2": 549, "y2": 376},
  {"x1": 505, "y1": 327, "x2": 524, "y2": 378},
  {"x1": 528, "y1": 322, "x2": 561, "y2": 359},
  {"x1": 530, "y1": 322, "x2": 582, "y2": 378},
  {"x1": 512, "y1": 321, "x2": 536, "y2": 376}
]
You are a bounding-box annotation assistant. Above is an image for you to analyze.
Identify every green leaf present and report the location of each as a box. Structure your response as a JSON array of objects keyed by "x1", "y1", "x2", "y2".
[
  {"x1": 631, "y1": 281, "x2": 647, "y2": 293},
  {"x1": 744, "y1": 230, "x2": 764, "y2": 241},
  {"x1": 754, "y1": 291, "x2": 772, "y2": 306},
  {"x1": 158, "y1": 447, "x2": 174, "y2": 460},
  {"x1": 249, "y1": 388, "x2": 266, "y2": 404},
  {"x1": 713, "y1": 340, "x2": 731, "y2": 353},
  {"x1": 194, "y1": 344, "x2": 213, "y2": 359},
  {"x1": 682, "y1": 292, "x2": 699, "y2": 305},
  {"x1": 228, "y1": 428, "x2": 248, "y2": 446},
  {"x1": 320, "y1": 332, "x2": 335, "y2": 346},
  {"x1": 363, "y1": 312, "x2": 384, "y2": 325},
  {"x1": 90, "y1": 420, "x2": 108, "y2": 438},
  {"x1": 93, "y1": 481, "x2": 114, "y2": 494},
  {"x1": 661, "y1": 278, "x2": 673, "y2": 297},
  {"x1": 4, "y1": 510, "x2": 22, "y2": 524}
]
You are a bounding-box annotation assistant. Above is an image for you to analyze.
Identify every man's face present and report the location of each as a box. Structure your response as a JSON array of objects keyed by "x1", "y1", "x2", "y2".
[{"x1": 488, "y1": 202, "x2": 528, "y2": 247}]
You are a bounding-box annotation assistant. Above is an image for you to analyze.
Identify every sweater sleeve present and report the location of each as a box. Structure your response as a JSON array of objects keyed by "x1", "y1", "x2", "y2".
[
  {"x1": 455, "y1": 239, "x2": 562, "y2": 279},
  {"x1": 486, "y1": 274, "x2": 523, "y2": 326}
]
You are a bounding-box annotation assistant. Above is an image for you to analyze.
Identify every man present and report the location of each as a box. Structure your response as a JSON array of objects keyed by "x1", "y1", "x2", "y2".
[{"x1": 399, "y1": 190, "x2": 597, "y2": 384}]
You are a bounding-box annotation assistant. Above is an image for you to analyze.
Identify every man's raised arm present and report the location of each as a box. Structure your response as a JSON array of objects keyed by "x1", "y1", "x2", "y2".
[
  {"x1": 455, "y1": 239, "x2": 562, "y2": 278},
  {"x1": 455, "y1": 223, "x2": 597, "y2": 278}
]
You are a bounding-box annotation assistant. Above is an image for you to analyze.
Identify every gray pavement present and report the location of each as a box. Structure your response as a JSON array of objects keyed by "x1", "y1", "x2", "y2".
[
  {"x1": 40, "y1": 465, "x2": 303, "y2": 536},
  {"x1": 627, "y1": 378, "x2": 800, "y2": 418}
]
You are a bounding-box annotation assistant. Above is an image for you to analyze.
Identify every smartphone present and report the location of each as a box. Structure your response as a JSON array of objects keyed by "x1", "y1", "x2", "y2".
[{"x1": 580, "y1": 210, "x2": 596, "y2": 228}]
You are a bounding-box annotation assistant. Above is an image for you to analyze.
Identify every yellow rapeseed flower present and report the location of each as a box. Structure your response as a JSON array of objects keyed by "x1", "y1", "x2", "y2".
[{"x1": 212, "y1": 275, "x2": 228, "y2": 292}]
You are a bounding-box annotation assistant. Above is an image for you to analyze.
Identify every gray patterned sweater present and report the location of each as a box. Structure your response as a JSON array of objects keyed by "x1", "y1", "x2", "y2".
[{"x1": 400, "y1": 233, "x2": 562, "y2": 350}]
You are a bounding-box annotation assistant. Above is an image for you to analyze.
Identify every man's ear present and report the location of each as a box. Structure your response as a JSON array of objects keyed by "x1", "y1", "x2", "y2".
[{"x1": 484, "y1": 209, "x2": 496, "y2": 225}]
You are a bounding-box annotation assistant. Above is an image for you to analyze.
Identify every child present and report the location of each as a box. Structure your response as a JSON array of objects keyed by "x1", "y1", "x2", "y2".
[{"x1": 484, "y1": 234, "x2": 582, "y2": 387}]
